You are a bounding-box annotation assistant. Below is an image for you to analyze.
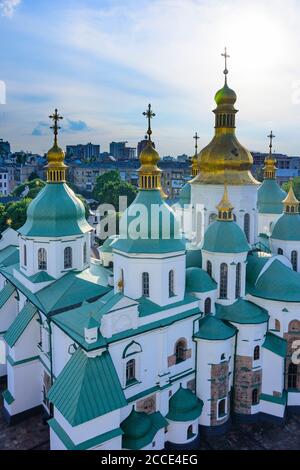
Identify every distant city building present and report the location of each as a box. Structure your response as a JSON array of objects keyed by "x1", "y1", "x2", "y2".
[
  {"x1": 0, "y1": 139, "x2": 11, "y2": 156},
  {"x1": 177, "y1": 154, "x2": 189, "y2": 163},
  {"x1": 0, "y1": 166, "x2": 15, "y2": 196},
  {"x1": 66, "y1": 143, "x2": 100, "y2": 161},
  {"x1": 251, "y1": 152, "x2": 300, "y2": 184},
  {"x1": 109, "y1": 142, "x2": 136, "y2": 160}
]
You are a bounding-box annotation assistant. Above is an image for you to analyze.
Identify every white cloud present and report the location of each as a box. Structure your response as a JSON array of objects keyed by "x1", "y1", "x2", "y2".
[{"x1": 0, "y1": 0, "x2": 21, "y2": 17}]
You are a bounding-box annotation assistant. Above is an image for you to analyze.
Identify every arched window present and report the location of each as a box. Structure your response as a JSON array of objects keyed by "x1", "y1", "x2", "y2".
[
  {"x1": 288, "y1": 363, "x2": 298, "y2": 389},
  {"x1": 244, "y1": 213, "x2": 250, "y2": 242},
  {"x1": 278, "y1": 248, "x2": 283, "y2": 255},
  {"x1": 175, "y1": 339, "x2": 187, "y2": 364},
  {"x1": 207, "y1": 260, "x2": 212, "y2": 277},
  {"x1": 142, "y1": 272, "x2": 150, "y2": 297},
  {"x1": 275, "y1": 319, "x2": 281, "y2": 332},
  {"x1": 204, "y1": 297, "x2": 211, "y2": 315},
  {"x1": 252, "y1": 389, "x2": 259, "y2": 405},
  {"x1": 235, "y1": 262, "x2": 241, "y2": 298},
  {"x1": 126, "y1": 359, "x2": 136, "y2": 385},
  {"x1": 220, "y1": 263, "x2": 228, "y2": 299},
  {"x1": 38, "y1": 248, "x2": 47, "y2": 271},
  {"x1": 64, "y1": 247, "x2": 72, "y2": 269},
  {"x1": 289, "y1": 320, "x2": 300, "y2": 332},
  {"x1": 291, "y1": 251, "x2": 298, "y2": 271},
  {"x1": 187, "y1": 424, "x2": 194, "y2": 440},
  {"x1": 218, "y1": 399, "x2": 226, "y2": 418},
  {"x1": 169, "y1": 270, "x2": 175, "y2": 297},
  {"x1": 83, "y1": 242, "x2": 87, "y2": 264},
  {"x1": 254, "y1": 345, "x2": 260, "y2": 361},
  {"x1": 23, "y1": 245, "x2": 27, "y2": 267}
]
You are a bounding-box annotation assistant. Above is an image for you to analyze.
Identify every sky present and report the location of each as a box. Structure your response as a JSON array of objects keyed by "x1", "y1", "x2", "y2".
[{"x1": 1, "y1": 0, "x2": 300, "y2": 156}]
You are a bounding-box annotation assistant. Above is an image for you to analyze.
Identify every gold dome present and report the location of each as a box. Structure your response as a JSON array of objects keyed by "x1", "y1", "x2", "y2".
[
  {"x1": 46, "y1": 109, "x2": 67, "y2": 183},
  {"x1": 192, "y1": 51, "x2": 258, "y2": 186},
  {"x1": 140, "y1": 140, "x2": 160, "y2": 167},
  {"x1": 283, "y1": 183, "x2": 299, "y2": 213},
  {"x1": 216, "y1": 185, "x2": 234, "y2": 221}
]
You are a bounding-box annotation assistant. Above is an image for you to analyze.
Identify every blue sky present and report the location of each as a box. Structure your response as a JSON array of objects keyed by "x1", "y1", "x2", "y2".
[{"x1": 1, "y1": 0, "x2": 300, "y2": 156}]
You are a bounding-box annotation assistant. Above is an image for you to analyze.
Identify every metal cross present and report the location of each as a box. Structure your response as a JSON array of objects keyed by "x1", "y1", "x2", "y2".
[
  {"x1": 143, "y1": 104, "x2": 156, "y2": 140},
  {"x1": 221, "y1": 47, "x2": 230, "y2": 76},
  {"x1": 49, "y1": 109, "x2": 63, "y2": 144},
  {"x1": 268, "y1": 130, "x2": 275, "y2": 153},
  {"x1": 193, "y1": 132, "x2": 199, "y2": 155}
]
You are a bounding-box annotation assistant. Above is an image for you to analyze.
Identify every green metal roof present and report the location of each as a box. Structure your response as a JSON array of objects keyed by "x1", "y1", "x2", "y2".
[
  {"x1": 247, "y1": 259, "x2": 300, "y2": 302},
  {"x1": 262, "y1": 332, "x2": 287, "y2": 358},
  {"x1": 202, "y1": 220, "x2": 250, "y2": 253},
  {"x1": 138, "y1": 293, "x2": 197, "y2": 317},
  {"x1": 113, "y1": 190, "x2": 185, "y2": 254},
  {"x1": 121, "y1": 409, "x2": 168, "y2": 450},
  {"x1": 186, "y1": 248, "x2": 202, "y2": 269},
  {"x1": 186, "y1": 267, "x2": 217, "y2": 293},
  {"x1": 194, "y1": 314, "x2": 236, "y2": 341},
  {"x1": 14, "y1": 268, "x2": 55, "y2": 284},
  {"x1": 84, "y1": 315, "x2": 100, "y2": 329},
  {"x1": 4, "y1": 302, "x2": 37, "y2": 347},
  {"x1": 260, "y1": 391, "x2": 287, "y2": 405},
  {"x1": 100, "y1": 235, "x2": 119, "y2": 253},
  {"x1": 216, "y1": 298, "x2": 269, "y2": 325},
  {"x1": 271, "y1": 213, "x2": 300, "y2": 241},
  {"x1": 0, "y1": 282, "x2": 15, "y2": 309},
  {"x1": 257, "y1": 179, "x2": 286, "y2": 214},
  {"x1": 48, "y1": 418, "x2": 123, "y2": 450},
  {"x1": 246, "y1": 251, "x2": 272, "y2": 285},
  {"x1": 48, "y1": 348, "x2": 127, "y2": 426},
  {"x1": 19, "y1": 183, "x2": 92, "y2": 237},
  {"x1": 0, "y1": 246, "x2": 19, "y2": 267},
  {"x1": 2, "y1": 389, "x2": 15, "y2": 405},
  {"x1": 166, "y1": 386, "x2": 203, "y2": 422}
]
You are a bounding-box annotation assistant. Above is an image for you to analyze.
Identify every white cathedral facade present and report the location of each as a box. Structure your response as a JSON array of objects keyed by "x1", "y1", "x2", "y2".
[{"x1": 0, "y1": 65, "x2": 299, "y2": 450}]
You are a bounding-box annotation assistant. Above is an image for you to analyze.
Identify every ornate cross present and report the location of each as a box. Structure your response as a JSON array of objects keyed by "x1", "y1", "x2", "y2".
[
  {"x1": 221, "y1": 47, "x2": 230, "y2": 76},
  {"x1": 193, "y1": 132, "x2": 199, "y2": 155},
  {"x1": 49, "y1": 109, "x2": 63, "y2": 144},
  {"x1": 268, "y1": 130, "x2": 275, "y2": 153},
  {"x1": 143, "y1": 104, "x2": 156, "y2": 140}
]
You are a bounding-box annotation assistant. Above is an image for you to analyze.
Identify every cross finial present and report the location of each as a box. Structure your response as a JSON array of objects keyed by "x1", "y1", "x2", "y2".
[
  {"x1": 267, "y1": 130, "x2": 275, "y2": 154},
  {"x1": 193, "y1": 132, "x2": 199, "y2": 155},
  {"x1": 143, "y1": 103, "x2": 156, "y2": 141},
  {"x1": 49, "y1": 109, "x2": 63, "y2": 145},
  {"x1": 221, "y1": 47, "x2": 230, "y2": 80}
]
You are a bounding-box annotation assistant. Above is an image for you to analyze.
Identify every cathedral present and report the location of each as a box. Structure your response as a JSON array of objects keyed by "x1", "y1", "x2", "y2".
[{"x1": 0, "y1": 53, "x2": 299, "y2": 451}]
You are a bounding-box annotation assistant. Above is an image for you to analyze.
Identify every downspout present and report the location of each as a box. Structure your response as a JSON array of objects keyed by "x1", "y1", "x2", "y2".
[{"x1": 47, "y1": 318, "x2": 54, "y2": 419}]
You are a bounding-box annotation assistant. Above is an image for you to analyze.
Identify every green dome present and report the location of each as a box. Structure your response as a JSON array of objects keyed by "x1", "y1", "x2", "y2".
[
  {"x1": 216, "y1": 298, "x2": 269, "y2": 325},
  {"x1": 166, "y1": 386, "x2": 203, "y2": 422},
  {"x1": 121, "y1": 409, "x2": 152, "y2": 442},
  {"x1": 257, "y1": 179, "x2": 286, "y2": 214},
  {"x1": 202, "y1": 220, "x2": 250, "y2": 253},
  {"x1": 186, "y1": 248, "x2": 202, "y2": 268},
  {"x1": 186, "y1": 267, "x2": 217, "y2": 293},
  {"x1": 178, "y1": 183, "x2": 191, "y2": 207},
  {"x1": 194, "y1": 314, "x2": 236, "y2": 341},
  {"x1": 19, "y1": 183, "x2": 91, "y2": 238},
  {"x1": 271, "y1": 213, "x2": 300, "y2": 241},
  {"x1": 215, "y1": 82, "x2": 237, "y2": 106},
  {"x1": 113, "y1": 190, "x2": 185, "y2": 254}
]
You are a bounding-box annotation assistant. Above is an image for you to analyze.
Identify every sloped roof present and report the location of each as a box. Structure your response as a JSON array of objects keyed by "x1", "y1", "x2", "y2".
[
  {"x1": 216, "y1": 298, "x2": 269, "y2": 325},
  {"x1": 121, "y1": 409, "x2": 167, "y2": 450},
  {"x1": 194, "y1": 314, "x2": 236, "y2": 341},
  {"x1": 166, "y1": 386, "x2": 203, "y2": 422},
  {"x1": 0, "y1": 246, "x2": 19, "y2": 267},
  {"x1": 202, "y1": 220, "x2": 250, "y2": 254},
  {"x1": 263, "y1": 332, "x2": 287, "y2": 358},
  {"x1": 186, "y1": 267, "x2": 217, "y2": 293},
  {"x1": 271, "y1": 213, "x2": 300, "y2": 241},
  {"x1": 4, "y1": 302, "x2": 37, "y2": 347},
  {"x1": 0, "y1": 282, "x2": 15, "y2": 309},
  {"x1": 48, "y1": 348, "x2": 127, "y2": 426},
  {"x1": 186, "y1": 248, "x2": 202, "y2": 269},
  {"x1": 257, "y1": 179, "x2": 286, "y2": 214}
]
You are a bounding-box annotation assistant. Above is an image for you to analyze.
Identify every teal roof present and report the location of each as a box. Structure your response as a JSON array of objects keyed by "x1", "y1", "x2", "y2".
[
  {"x1": 178, "y1": 183, "x2": 191, "y2": 207},
  {"x1": 246, "y1": 251, "x2": 272, "y2": 285},
  {"x1": 2, "y1": 389, "x2": 15, "y2": 405},
  {"x1": 247, "y1": 258, "x2": 300, "y2": 302},
  {"x1": 121, "y1": 409, "x2": 167, "y2": 450},
  {"x1": 19, "y1": 183, "x2": 92, "y2": 237},
  {"x1": 48, "y1": 418, "x2": 123, "y2": 450},
  {"x1": 100, "y1": 235, "x2": 119, "y2": 253},
  {"x1": 166, "y1": 386, "x2": 203, "y2": 422},
  {"x1": 202, "y1": 220, "x2": 250, "y2": 253},
  {"x1": 4, "y1": 302, "x2": 37, "y2": 347},
  {"x1": 216, "y1": 298, "x2": 269, "y2": 325},
  {"x1": 257, "y1": 179, "x2": 286, "y2": 214},
  {"x1": 263, "y1": 332, "x2": 287, "y2": 358},
  {"x1": 84, "y1": 315, "x2": 100, "y2": 329},
  {"x1": 138, "y1": 293, "x2": 197, "y2": 317},
  {"x1": 113, "y1": 190, "x2": 185, "y2": 254},
  {"x1": 48, "y1": 348, "x2": 127, "y2": 426},
  {"x1": 0, "y1": 246, "x2": 19, "y2": 267},
  {"x1": 186, "y1": 248, "x2": 202, "y2": 268},
  {"x1": 186, "y1": 267, "x2": 217, "y2": 293},
  {"x1": 0, "y1": 282, "x2": 15, "y2": 309},
  {"x1": 271, "y1": 213, "x2": 300, "y2": 241},
  {"x1": 194, "y1": 314, "x2": 236, "y2": 341},
  {"x1": 14, "y1": 268, "x2": 55, "y2": 284}
]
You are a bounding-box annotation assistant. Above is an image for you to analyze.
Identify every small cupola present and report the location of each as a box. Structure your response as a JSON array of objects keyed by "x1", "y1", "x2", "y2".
[
  {"x1": 283, "y1": 183, "x2": 299, "y2": 214},
  {"x1": 216, "y1": 185, "x2": 234, "y2": 221},
  {"x1": 84, "y1": 315, "x2": 99, "y2": 344}
]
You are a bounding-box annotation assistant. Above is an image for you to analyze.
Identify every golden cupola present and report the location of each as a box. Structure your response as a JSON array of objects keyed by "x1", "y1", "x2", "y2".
[
  {"x1": 138, "y1": 104, "x2": 166, "y2": 197},
  {"x1": 283, "y1": 183, "x2": 299, "y2": 214},
  {"x1": 263, "y1": 131, "x2": 277, "y2": 180},
  {"x1": 192, "y1": 48, "x2": 258, "y2": 186},
  {"x1": 46, "y1": 109, "x2": 67, "y2": 183},
  {"x1": 216, "y1": 184, "x2": 234, "y2": 221}
]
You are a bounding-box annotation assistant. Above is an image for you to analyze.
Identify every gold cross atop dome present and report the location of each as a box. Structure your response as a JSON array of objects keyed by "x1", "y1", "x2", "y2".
[
  {"x1": 268, "y1": 130, "x2": 275, "y2": 154},
  {"x1": 143, "y1": 104, "x2": 156, "y2": 141},
  {"x1": 46, "y1": 108, "x2": 67, "y2": 183},
  {"x1": 264, "y1": 131, "x2": 277, "y2": 180},
  {"x1": 221, "y1": 47, "x2": 230, "y2": 80}
]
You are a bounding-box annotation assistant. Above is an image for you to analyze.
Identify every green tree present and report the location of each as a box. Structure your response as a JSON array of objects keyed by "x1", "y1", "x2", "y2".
[
  {"x1": 99, "y1": 181, "x2": 137, "y2": 211},
  {"x1": 13, "y1": 179, "x2": 46, "y2": 199},
  {"x1": 0, "y1": 199, "x2": 32, "y2": 232},
  {"x1": 28, "y1": 171, "x2": 39, "y2": 181},
  {"x1": 93, "y1": 170, "x2": 121, "y2": 201},
  {"x1": 282, "y1": 177, "x2": 300, "y2": 200}
]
